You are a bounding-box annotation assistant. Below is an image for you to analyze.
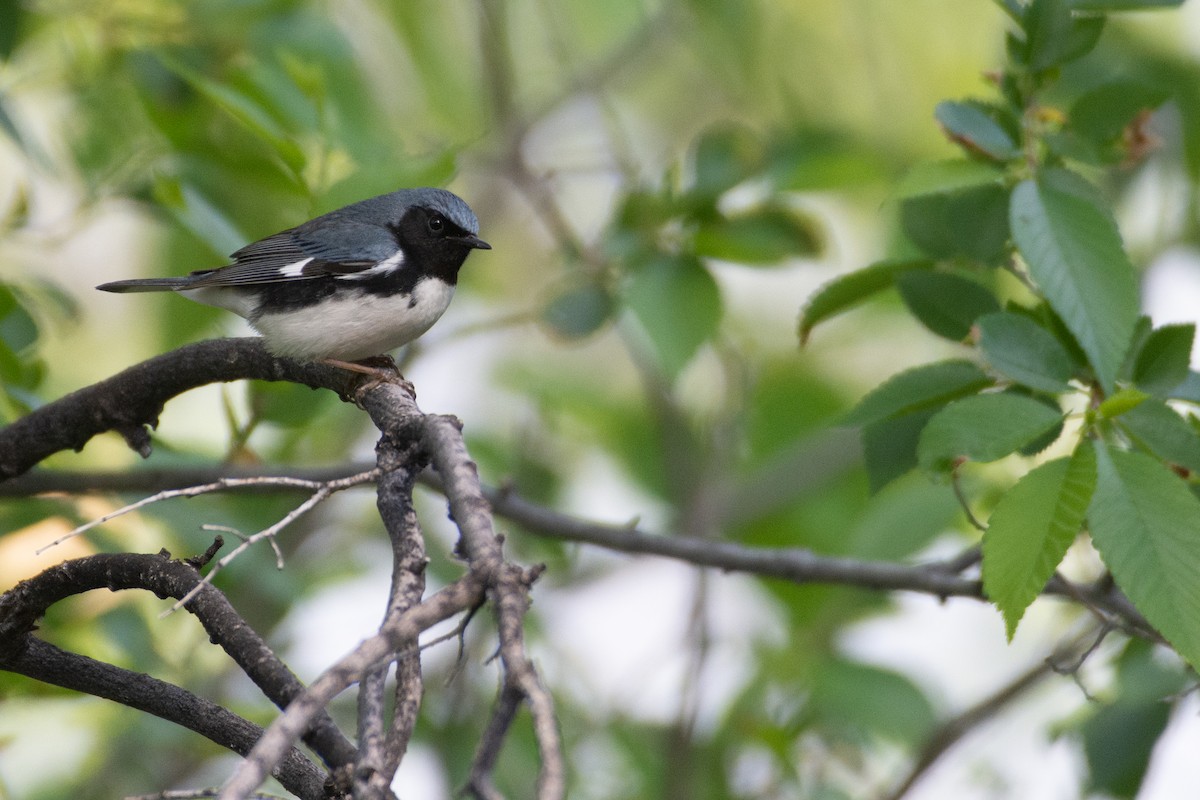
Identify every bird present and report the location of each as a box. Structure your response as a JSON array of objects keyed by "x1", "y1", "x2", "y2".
[{"x1": 97, "y1": 187, "x2": 490, "y2": 373}]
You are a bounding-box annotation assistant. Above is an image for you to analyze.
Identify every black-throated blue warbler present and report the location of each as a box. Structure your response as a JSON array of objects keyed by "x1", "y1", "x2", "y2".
[{"x1": 97, "y1": 188, "x2": 490, "y2": 372}]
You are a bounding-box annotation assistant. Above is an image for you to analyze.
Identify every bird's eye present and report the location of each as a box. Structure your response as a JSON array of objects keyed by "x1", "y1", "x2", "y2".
[{"x1": 428, "y1": 214, "x2": 446, "y2": 235}]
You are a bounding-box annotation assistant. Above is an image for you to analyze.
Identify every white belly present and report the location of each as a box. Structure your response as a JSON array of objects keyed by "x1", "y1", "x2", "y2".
[{"x1": 249, "y1": 279, "x2": 456, "y2": 361}]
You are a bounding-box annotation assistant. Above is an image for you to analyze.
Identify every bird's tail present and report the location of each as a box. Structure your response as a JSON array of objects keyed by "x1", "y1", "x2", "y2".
[{"x1": 96, "y1": 277, "x2": 192, "y2": 293}]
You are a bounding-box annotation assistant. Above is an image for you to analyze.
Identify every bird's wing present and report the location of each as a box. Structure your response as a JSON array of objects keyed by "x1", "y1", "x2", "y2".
[{"x1": 184, "y1": 220, "x2": 403, "y2": 288}]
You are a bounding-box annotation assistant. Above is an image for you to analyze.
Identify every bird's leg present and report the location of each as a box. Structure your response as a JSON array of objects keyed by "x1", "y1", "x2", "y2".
[
  {"x1": 319, "y1": 356, "x2": 415, "y2": 403},
  {"x1": 320, "y1": 355, "x2": 401, "y2": 377}
]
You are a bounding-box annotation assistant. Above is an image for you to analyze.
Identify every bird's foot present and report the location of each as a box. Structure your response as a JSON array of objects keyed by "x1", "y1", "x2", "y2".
[{"x1": 320, "y1": 356, "x2": 416, "y2": 405}]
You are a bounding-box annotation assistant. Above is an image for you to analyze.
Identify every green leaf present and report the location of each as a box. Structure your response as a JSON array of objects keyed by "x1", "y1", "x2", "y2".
[
  {"x1": 917, "y1": 393, "x2": 1063, "y2": 472},
  {"x1": 935, "y1": 101, "x2": 1021, "y2": 161},
  {"x1": 896, "y1": 272, "x2": 1000, "y2": 341},
  {"x1": 541, "y1": 282, "x2": 615, "y2": 340},
  {"x1": 1069, "y1": 0, "x2": 1182, "y2": 8},
  {"x1": 1009, "y1": 170, "x2": 1140, "y2": 391},
  {"x1": 1083, "y1": 696, "x2": 1171, "y2": 797},
  {"x1": 1167, "y1": 370, "x2": 1200, "y2": 404},
  {"x1": 896, "y1": 159, "x2": 1006, "y2": 197},
  {"x1": 978, "y1": 311, "x2": 1075, "y2": 392},
  {"x1": 1024, "y1": 0, "x2": 1106, "y2": 71},
  {"x1": 843, "y1": 360, "x2": 991, "y2": 427},
  {"x1": 158, "y1": 54, "x2": 307, "y2": 174},
  {"x1": 1118, "y1": 399, "x2": 1200, "y2": 473},
  {"x1": 693, "y1": 206, "x2": 821, "y2": 264},
  {"x1": 1097, "y1": 387, "x2": 1150, "y2": 419},
  {"x1": 250, "y1": 381, "x2": 327, "y2": 428},
  {"x1": 982, "y1": 444, "x2": 1096, "y2": 638},
  {"x1": 1132, "y1": 324, "x2": 1194, "y2": 396},
  {"x1": 153, "y1": 179, "x2": 247, "y2": 257},
  {"x1": 850, "y1": 476, "x2": 961, "y2": 560},
  {"x1": 1090, "y1": 443, "x2": 1200, "y2": 671},
  {"x1": 0, "y1": 284, "x2": 38, "y2": 353},
  {"x1": 807, "y1": 659, "x2": 935, "y2": 743},
  {"x1": 892, "y1": 160, "x2": 1010, "y2": 263},
  {"x1": 626, "y1": 255, "x2": 722, "y2": 379},
  {"x1": 862, "y1": 409, "x2": 937, "y2": 493},
  {"x1": 798, "y1": 259, "x2": 933, "y2": 344},
  {"x1": 1069, "y1": 82, "x2": 1169, "y2": 148}
]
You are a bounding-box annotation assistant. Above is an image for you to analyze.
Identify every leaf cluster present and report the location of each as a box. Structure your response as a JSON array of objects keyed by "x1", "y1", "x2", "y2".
[{"x1": 803, "y1": 0, "x2": 1200, "y2": 694}]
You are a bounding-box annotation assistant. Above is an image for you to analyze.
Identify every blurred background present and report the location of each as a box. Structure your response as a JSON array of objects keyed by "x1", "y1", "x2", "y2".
[{"x1": 3, "y1": 1, "x2": 1200, "y2": 798}]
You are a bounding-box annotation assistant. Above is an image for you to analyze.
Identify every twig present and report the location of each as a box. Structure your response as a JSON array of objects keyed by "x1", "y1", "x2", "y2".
[
  {"x1": 33, "y1": 474, "x2": 365, "y2": 555},
  {"x1": 217, "y1": 577, "x2": 487, "y2": 800},
  {"x1": 5, "y1": 462, "x2": 1158, "y2": 639},
  {"x1": 161, "y1": 470, "x2": 379, "y2": 615},
  {"x1": 879, "y1": 625, "x2": 1104, "y2": 800},
  {"x1": 951, "y1": 465, "x2": 987, "y2": 532},
  {"x1": 126, "y1": 790, "x2": 283, "y2": 800}
]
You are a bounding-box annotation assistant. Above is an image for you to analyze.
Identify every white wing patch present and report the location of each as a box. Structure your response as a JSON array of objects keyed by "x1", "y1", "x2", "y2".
[
  {"x1": 279, "y1": 257, "x2": 314, "y2": 278},
  {"x1": 337, "y1": 248, "x2": 405, "y2": 281}
]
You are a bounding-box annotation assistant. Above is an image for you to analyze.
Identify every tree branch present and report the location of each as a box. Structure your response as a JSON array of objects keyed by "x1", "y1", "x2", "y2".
[
  {"x1": 0, "y1": 549, "x2": 357, "y2": 771},
  {"x1": 0, "y1": 338, "x2": 353, "y2": 482},
  {"x1": 7, "y1": 462, "x2": 1158, "y2": 639},
  {"x1": 217, "y1": 576, "x2": 487, "y2": 800},
  {"x1": 1, "y1": 637, "x2": 327, "y2": 800}
]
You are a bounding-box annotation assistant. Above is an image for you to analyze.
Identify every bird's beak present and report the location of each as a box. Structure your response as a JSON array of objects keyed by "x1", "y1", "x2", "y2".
[{"x1": 458, "y1": 233, "x2": 491, "y2": 250}]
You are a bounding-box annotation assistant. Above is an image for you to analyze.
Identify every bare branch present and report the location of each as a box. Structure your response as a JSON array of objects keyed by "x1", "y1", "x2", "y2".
[
  {"x1": 217, "y1": 576, "x2": 487, "y2": 800},
  {"x1": 13, "y1": 463, "x2": 1158, "y2": 637},
  {"x1": 0, "y1": 548, "x2": 357, "y2": 771},
  {"x1": 879, "y1": 625, "x2": 1107, "y2": 800},
  {"x1": 163, "y1": 469, "x2": 379, "y2": 615},
  {"x1": 0, "y1": 338, "x2": 352, "y2": 482},
  {"x1": 1, "y1": 638, "x2": 328, "y2": 799}
]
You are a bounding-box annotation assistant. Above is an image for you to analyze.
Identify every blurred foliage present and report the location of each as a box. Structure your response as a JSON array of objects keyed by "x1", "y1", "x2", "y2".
[{"x1": 3, "y1": 0, "x2": 1200, "y2": 798}]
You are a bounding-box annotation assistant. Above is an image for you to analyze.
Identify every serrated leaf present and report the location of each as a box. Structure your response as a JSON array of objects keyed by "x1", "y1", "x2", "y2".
[
  {"x1": 983, "y1": 444, "x2": 1096, "y2": 638},
  {"x1": 978, "y1": 311, "x2": 1075, "y2": 392},
  {"x1": 1118, "y1": 399, "x2": 1200, "y2": 473},
  {"x1": 843, "y1": 360, "x2": 991, "y2": 427},
  {"x1": 896, "y1": 272, "x2": 1000, "y2": 341},
  {"x1": 917, "y1": 393, "x2": 1063, "y2": 472},
  {"x1": 1132, "y1": 324, "x2": 1194, "y2": 396},
  {"x1": 626, "y1": 255, "x2": 722, "y2": 379},
  {"x1": 799, "y1": 259, "x2": 933, "y2": 344},
  {"x1": 1098, "y1": 387, "x2": 1150, "y2": 419},
  {"x1": 1090, "y1": 444, "x2": 1200, "y2": 671},
  {"x1": 935, "y1": 101, "x2": 1021, "y2": 161},
  {"x1": 1010, "y1": 170, "x2": 1140, "y2": 391}
]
